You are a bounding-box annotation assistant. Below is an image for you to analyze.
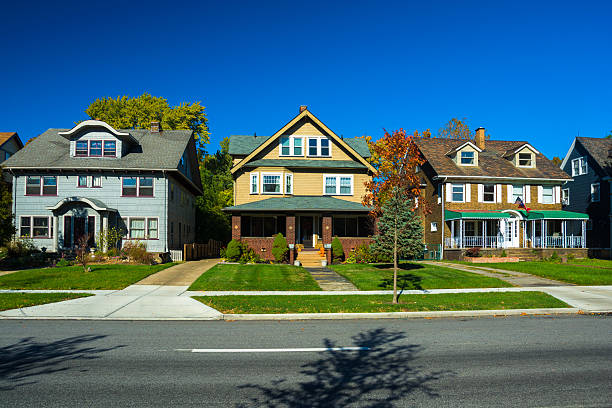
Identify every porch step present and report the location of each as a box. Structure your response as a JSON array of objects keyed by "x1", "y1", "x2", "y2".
[{"x1": 297, "y1": 250, "x2": 326, "y2": 267}]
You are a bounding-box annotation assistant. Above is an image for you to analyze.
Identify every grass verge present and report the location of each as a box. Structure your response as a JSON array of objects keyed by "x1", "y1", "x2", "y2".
[
  {"x1": 189, "y1": 264, "x2": 321, "y2": 291},
  {"x1": 474, "y1": 261, "x2": 612, "y2": 285},
  {"x1": 194, "y1": 292, "x2": 568, "y2": 314},
  {"x1": 329, "y1": 262, "x2": 512, "y2": 290},
  {"x1": 0, "y1": 263, "x2": 177, "y2": 290},
  {"x1": 0, "y1": 293, "x2": 92, "y2": 311}
]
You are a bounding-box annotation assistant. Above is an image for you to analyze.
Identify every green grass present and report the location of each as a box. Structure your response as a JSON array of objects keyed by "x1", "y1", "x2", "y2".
[
  {"x1": 0, "y1": 293, "x2": 92, "y2": 311},
  {"x1": 329, "y1": 262, "x2": 512, "y2": 290},
  {"x1": 188, "y1": 264, "x2": 322, "y2": 291},
  {"x1": 565, "y1": 258, "x2": 612, "y2": 269},
  {"x1": 0, "y1": 263, "x2": 177, "y2": 290},
  {"x1": 194, "y1": 292, "x2": 569, "y2": 314},
  {"x1": 474, "y1": 261, "x2": 612, "y2": 285}
]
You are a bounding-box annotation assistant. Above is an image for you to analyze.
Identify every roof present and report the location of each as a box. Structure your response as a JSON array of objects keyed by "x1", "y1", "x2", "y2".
[
  {"x1": 223, "y1": 196, "x2": 371, "y2": 212},
  {"x1": 517, "y1": 210, "x2": 588, "y2": 220},
  {"x1": 574, "y1": 137, "x2": 612, "y2": 177},
  {"x1": 243, "y1": 159, "x2": 366, "y2": 169},
  {"x1": 415, "y1": 138, "x2": 571, "y2": 181},
  {"x1": 46, "y1": 196, "x2": 117, "y2": 212},
  {"x1": 0, "y1": 132, "x2": 23, "y2": 149},
  {"x1": 445, "y1": 209, "x2": 511, "y2": 220}
]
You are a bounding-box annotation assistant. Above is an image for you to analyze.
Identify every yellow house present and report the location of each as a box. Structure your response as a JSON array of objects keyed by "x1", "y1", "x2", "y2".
[{"x1": 224, "y1": 106, "x2": 376, "y2": 264}]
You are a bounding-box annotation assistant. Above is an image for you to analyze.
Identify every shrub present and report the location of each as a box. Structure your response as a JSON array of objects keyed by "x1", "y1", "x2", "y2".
[
  {"x1": 6, "y1": 237, "x2": 35, "y2": 258},
  {"x1": 464, "y1": 247, "x2": 481, "y2": 258},
  {"x1": 354, "y1": 244, "x2": 373, "y2": 264},
  {"x1": 500, "y1": 250, "x2": 507, "y2": 258},
  {"x1": 271, "y1": 233, "x2": 288, "y2": 263},
  {"x1": 239, "y1": 246, "x2": 261, "y2": 264},
  {"x1": 56, "y1": 257, "x2": 72, "y2": 267},
  {"x1": 548, "y1": 251, "x2": 560, "y2": 263},
  {"x1": 107, "y1": 248, "x2": 120, "y2": 257},
  {"x1": 331, "y1": 237, "x2": 344, "y2": 264},
  {"x1": 122, "y1": 241, "x2": 154, "y2": 265},
  {"x1": 225, "y1": 239, "x2": 242, "y2": 261},
  {"x1": 219, "y1": 247, "x2": 227, "y2": 259}
]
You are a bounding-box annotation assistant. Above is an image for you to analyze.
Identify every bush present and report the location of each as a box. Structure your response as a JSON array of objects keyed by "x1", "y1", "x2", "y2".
[
  {"x1": 239, "y1": 246, "x2": 261, "y2": 264},
  {"x1": 464, "y1": 247, "x2": 481, "y2": 258},
  {"x1": 346, "y1": 244, "x2": 374, "y2": 264},
  {"x1": 6, "y1": 237, "x2": 35, "y2": 258},
  {"x1": 122, "y1": 241, "x2": 154, "y2": 265},
  {"x1": 500, "y1": 250, "x2": 507, "y2": 258},
  {"x1": 56, "y1": 257, "x2": 73, "y2": 267},
  {"x1": 331, "y1": 237, "x2": 344, "y2": 264},
  {"x1": 225, "y1": 239, "x2": 242, "y2": 262},
  {"x1": 107, "y1": 248, "x2": 120, "y2": 257},
  {"x1": 219, "y1": 247, "x2": 227, "y2": 259},
  {"x1": 548, "y1": 251, "x2": 561, "y2": 263},
  {"x1": 271, "y1": 233, "x2": 288, "y2": 263}
]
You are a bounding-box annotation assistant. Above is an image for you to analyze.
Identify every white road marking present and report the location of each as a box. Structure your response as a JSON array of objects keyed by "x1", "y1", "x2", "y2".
[{"x1": 175, "y1": 347, "x2": 370, "y2": 353}]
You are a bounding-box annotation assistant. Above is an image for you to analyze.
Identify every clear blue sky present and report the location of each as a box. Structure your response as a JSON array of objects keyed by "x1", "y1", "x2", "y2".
[{"x1": 1, "y1": 0, "x2": 611, "y2": 159}]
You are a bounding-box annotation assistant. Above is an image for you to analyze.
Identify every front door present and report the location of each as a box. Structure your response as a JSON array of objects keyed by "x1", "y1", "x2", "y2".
[
  {"x1": 503, "y1": 219, "x2": 519, "y2": 248},
  {"x1": 74, "y1": 217, "x2": 86, "y2": 245},
  {"x1": 300, "y1": 216, "x2": 313, "y2": 247},
  {"x1": 64, "y1": 216, "x2": 72, "y2": 248}
]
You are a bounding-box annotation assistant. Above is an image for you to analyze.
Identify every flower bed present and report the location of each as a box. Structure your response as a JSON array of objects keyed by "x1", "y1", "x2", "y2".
[{"x1": 464, "y1": 256, "x2": 520, "y2": 263}]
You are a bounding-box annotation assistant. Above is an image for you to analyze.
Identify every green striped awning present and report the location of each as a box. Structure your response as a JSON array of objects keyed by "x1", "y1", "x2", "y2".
[
  {"x1": 445, "y1": 210, "x2": 511, "y2": 220},
  {"x1": 518, "y1": 210, "x2": 589, "y2": 220}
]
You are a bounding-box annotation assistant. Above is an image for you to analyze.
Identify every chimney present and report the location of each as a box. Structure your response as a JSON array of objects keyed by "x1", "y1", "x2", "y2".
[
  {"x1": 150, "y1": 121, "x2": 161, "y2": 133},
  {"x1": 475, "y1": 127, "x2": 485, "y2": 150},
  {"x1": 299, "y1": 105, "x2": 308, "y2": 113}
]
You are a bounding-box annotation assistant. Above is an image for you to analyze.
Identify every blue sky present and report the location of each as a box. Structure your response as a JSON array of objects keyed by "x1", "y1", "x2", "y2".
[{"x1": 1, "y1": 0, "x2": 611, "y2": 159}]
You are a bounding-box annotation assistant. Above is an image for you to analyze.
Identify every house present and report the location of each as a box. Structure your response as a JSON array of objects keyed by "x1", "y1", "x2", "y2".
[
  {"x1": 560, "y1": 137, "x2": 612, "y2": 258},
  {"x1": 0, "y1": 132, "x2": 24, "y2": 184},
  {"x1": 2, "y1": 120, "x2": 202, "y2": 253},
  {"x1": 223, "y1": 106, "x2": 375, "y2": 264},
  {"x1": 415, "y1": 128, "x2": 589, "y2": 260}
]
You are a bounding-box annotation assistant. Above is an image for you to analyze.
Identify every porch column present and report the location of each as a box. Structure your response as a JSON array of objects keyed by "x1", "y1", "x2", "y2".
[
  {"x1": 483, "y1": 221, "x2": 487, "y2": 248},
  {"x1": 541, "y1": 220, "x2": 546, "y2": 248},
  {"x1": 582, "y1": 220, "x2": 586, "y2": 248},
  {"x1": 459, "y1": 219, "x2": 464, "y2": 249},
  {"x1": 102, "y1": 213, "x2": 109, "y2": 253},
  {"x1": 450, "y1": 220, "x2": 455, "y2": 248},
  {"x1": 532, "y1": 220, "x2": 535, "y2": 248},
  {"x1": 322, "y1": 216, "x2": 332, "y2": 264},
  {"x1": 52, "y1": 215, "x2": 58, "y2": 252},
  {"x1": 562, "y1": 220, "x2": 567, "y2": 248},
  {"x1": 231, "y1": 215, "x2": 241, "y2": 240},
  {"x1": 286, "y1": 215, "x2": 296, "y2": 264}
]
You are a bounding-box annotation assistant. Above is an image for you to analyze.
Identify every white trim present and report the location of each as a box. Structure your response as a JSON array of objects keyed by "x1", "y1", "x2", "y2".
[
  {"x1": 571, "y1": 156, "x2": 588, "y2": 176},
  {"x1": 516, "y1": 151, "x2": 536, "y2": 168},
  {"x1": 537, "y1": 185, "x2": 543, "y2": 203},
  {"x1": 322, "y1": 174, "x2": 354, "y2": 196},
  {"x1": 465, "y1": 183, "x2": 471, "y2": 202},
  {"x1": 250, "y1": 172, "x2": 259, "y2": 194},
  {"x1": 450, "y1": 183, "x2": 465, "y2": 202},
  {"x1": 278, "y1": 136, "x2": 305, "y2": 157},
  {"x1": 554, "y1": 185, "x2": 561, "y2": 204},
  {"x1": 261, "y1": 172, "x2": 283, "y2": 195},
  {"x1": 459, "y1": 151, "x2": 477, "y2": 166},
  {"x1": 46, "y1": 197, "x2": 116, "y2": 212},
  {"x1": 496, "y1": 184, "x2": 502, "y2": 203},
  {"x1": 58, "y1": 120, "x2": 130, "y2": 137},
  {"x1": 509, "y1": 143, "x2": 540, "y2": 156},
  {"x1": 541, "y1": 185, "x2": 554, "y2": 204},
  {"x1": 506, "y1": 184, "x2": 512, "y2": 203},
  {"x1": 306, "y1": 136, "x2": 332, "y2": 157},
  {"x1": 481, "y1": 184, "x2": 496, "y2": 203},
  {"x1": 445, "y1": 182, "x2": 452, "y2": 202},
  {"x1": 525, "y1": 185, "x2": 531, "y2": 203},
  {"x1": 285, "y1": 173, "x2": 293, "y2": 195},
  {"x1": 501, "y1": 209, "x2": 525, "y2": 220},
  {"x1": 560, "y1": 138, "x2": 576, "y2": 170},
  {"x1": 446, "y1": 141, "x2": 483, "y2": 154},
  {"x1": 477, "y1": 184, "x2": 483, "y2": 202},
  {"x1": 121, "y1": 216, "x2": 160, "y2": 240},
  {"x1": 18, "y1": 215, "x2": 53, "y2": 239}
]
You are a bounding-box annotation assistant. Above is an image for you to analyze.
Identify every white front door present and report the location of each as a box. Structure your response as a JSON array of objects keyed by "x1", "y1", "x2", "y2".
[{"x1": 503, "y1": 219, "x2": 519, "y2": 248}]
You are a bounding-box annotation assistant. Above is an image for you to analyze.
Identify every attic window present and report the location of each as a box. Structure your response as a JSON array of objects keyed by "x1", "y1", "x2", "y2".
[
  {"x1": 518, "y1": 153, "x2": 533, "y2": 167},
  {"x1": 460, "y1": 151, "x2": 474, "y2": 165}
]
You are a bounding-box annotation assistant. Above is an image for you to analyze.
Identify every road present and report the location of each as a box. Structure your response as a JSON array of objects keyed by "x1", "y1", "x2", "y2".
[{"x1": 0, "y1": 316, "x2": 610, "y2": 407}]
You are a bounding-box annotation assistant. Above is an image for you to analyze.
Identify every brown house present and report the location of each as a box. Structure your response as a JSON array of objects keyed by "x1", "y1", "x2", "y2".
[
  {"x1": 415, "y1": 128, "x2": 589, "y2": 260},
  {"x1": 224, "y1": 106, "x2": 376, "y2": 264}
]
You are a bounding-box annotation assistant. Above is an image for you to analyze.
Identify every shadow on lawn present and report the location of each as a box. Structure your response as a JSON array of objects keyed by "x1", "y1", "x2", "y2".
[
  {"x1": 0, "y1": 335, "x2": 123, "y2": 390},
  {"x1": 374, "y1": 264, "x2": 424, "y2": 291},
  {"x1": 237, "y1": 328, "x2": 450, "y2": 407}
]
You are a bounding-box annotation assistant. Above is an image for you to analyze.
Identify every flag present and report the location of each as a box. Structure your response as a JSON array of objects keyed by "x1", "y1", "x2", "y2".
[{"x1": 515, "y1": 197, "x2": 530, "y2": 213}]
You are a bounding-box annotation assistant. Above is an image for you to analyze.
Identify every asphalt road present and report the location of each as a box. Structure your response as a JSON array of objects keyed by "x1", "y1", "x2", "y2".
[{"x1": 0, "y1": 316, "x2": 610, "y2": 407}]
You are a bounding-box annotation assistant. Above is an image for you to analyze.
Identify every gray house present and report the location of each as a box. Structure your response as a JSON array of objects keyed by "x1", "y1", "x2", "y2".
[{"x1": 2, "y1": 120, "x2": 202, "y2": 252}]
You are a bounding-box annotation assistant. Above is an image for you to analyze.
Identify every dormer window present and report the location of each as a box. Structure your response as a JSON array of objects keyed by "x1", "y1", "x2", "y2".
[
  {"x1": 518, "y1": 152, "x2": 533, "y2": 167},
  {"x1": 104, "y1": 141, "x2": 116, "y2": 157},
  {"x1": 89, "y1": 141, "x2": 102, "y2": 156},
  {"x1": 460, "y1": 151, "x2": 475, "y2": 165},
  {"x1": 75, "y1": 140, "x2": 117, "y2": 158},
  {"x1": 279, "y1": 136, "x2": 304, "y2": 156}
]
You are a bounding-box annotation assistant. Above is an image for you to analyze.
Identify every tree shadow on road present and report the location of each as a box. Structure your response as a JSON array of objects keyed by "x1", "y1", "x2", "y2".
[
  {"x1": 0, "y1": 335, "x2": 123, "y2": 390},
  {"x1": 237, "y1": 328, "x2": 451, "y2": 407}
]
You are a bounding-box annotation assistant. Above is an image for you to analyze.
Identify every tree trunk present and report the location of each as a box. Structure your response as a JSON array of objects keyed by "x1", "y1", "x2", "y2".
[{"x1": 393, "y1": 218, "x2": 398, "y2": 304}]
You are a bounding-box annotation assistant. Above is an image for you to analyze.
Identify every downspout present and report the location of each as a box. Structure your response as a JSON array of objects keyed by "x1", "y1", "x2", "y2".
[
  {"x1": 163, "y1": 170, "x2": 168, "y2": 253},
  {"x1": 440, "y1": 177, "x2": 447, "y2": 260}
]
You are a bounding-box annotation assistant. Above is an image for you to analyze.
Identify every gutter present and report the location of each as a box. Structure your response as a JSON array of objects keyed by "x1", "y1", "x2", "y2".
[{"x1": 433, "y1": 175, "x2": 571, "y2": 182}]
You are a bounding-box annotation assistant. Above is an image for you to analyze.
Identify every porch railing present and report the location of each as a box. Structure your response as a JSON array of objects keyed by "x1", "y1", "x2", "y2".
[
  {"x1": 533, "y1": 235, "x2": 583, "y2": 248},
  {"x1": 445, "y1": 236, "x2": 501, "y2": 249}
]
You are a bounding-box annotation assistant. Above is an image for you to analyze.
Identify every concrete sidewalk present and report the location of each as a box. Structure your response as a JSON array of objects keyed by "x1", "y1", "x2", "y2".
[{"x1": 135, "y1": 258, "x2": 219, "y2": 286}]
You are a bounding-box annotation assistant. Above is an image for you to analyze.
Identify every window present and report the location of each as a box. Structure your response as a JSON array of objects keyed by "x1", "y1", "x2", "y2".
[
  {"x1": 562, "y1": 188, "x2": 569, "y2": 205},
  {"x1": 571, "y1": 157, "x2": 587, "y2": 176},
  {"x1": 542, "y1": 186, "x2": 554, "y2": 204},
  {"x1": 147, "y1": 218, "x2": 158, "y2": 239},
  {"x1": 89, "y1": 140, "x2": 102, "y2": 156},
  {"x1": 431, "y1": 222, "x2": 438, "y2": 232},
  {"x1": 518, "y1": 153, "x2": 532, "y2": 167},
  {"x1": 42, "y1": 176, "x2": 57, "y2": 195},
  {"x1": 591, "y1": 183, "x2": 600, "y2": 202},
  {"x1": 122, "y1": 177, "x2": 137, "y2": 196},
  {"x1": 20, "y1": 216, "x2": 51, "y2": 238},
  {"x1": 262, "y1": 174, "x2": 281, "y2": 194},
  {"x1": 281, "y1": 137, "x2": 291, "y2": 156},
  {"x1": 285, "y1": 174, "x2": 293, "y2": 194},
  {"x1": 78, "y1": 176, "x2": 88, "y2": 187},
  {"x1": 26, "y1": 176, "x2": 57, "y2": 195},
  {"x1": 129, "y1": 218, "x2": 146, "y2": 239},
  {"x1": 76, "y1": 141, "x2": 88, "y2": 156},
  {"x1": 92, "y1": 175, "x2": 102, "y2": 187},
  {"x1": 512, "y1": 185, "x2": 523, "y2": 201},
  {"x1": 324, "y1": 175, "x2": 353, "y2": 195},
  {"x1": 483, "y1": 184, "x2": 495, "y2": 202},
  {"x1": 332, "y1": 216, "x2": 373, "y2": 237},
  {"x1": 241, "y1": 216, "x2": 285, "y2": 237},
  {"x1": 250, "y1": 173, "x2": 259, "y2": 194},
  {"x1": 103, "y1": 141, "x2": 116, "y2": 157},
  {"x1": 170, "y1": 183, "x2": 175, "y2": 200},
  {"x1": 460, "y1": 151, "x2": 475, "y2": 165},
  {"x1": 26, "y1": 176, "x2": 41, "y2": 195},
  {"x1": 19, "y1": 217, "x2": 31, "y2": 237},
  {"x1": 451, "y1": 184, "x2": 464, "y2": 202},
  {"x1": 293, "y1": 137, "x2": 302, "y2": 156},
  {"x1": 279, "y1": 136, "x2": 304, "y2": 156},
  {"x1": 138, "y1": 177, "x2": 154, "y2": 197},
  {"x1": 320, "y1": 139, "x2": 330, "y2": 156},
  {"x1": 308, "y1": 137, "x2": 331, "y2": 157}
]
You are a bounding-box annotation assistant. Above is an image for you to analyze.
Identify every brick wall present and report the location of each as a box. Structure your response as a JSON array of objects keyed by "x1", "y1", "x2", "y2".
[
  {"x1": 231, "y1": 215, "x2": 241, "y2": 240},
  {"x1": 338, "y1": 237, "x2": 374, "y2": 258},
  {"x1": 242, "y1": 237, "x2": 275, "y2": 261}
]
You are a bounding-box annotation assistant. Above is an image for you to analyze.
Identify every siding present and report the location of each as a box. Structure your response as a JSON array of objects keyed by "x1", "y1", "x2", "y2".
[{"x1": 167, "y1": 174, "x2": 196, "y2": 250}]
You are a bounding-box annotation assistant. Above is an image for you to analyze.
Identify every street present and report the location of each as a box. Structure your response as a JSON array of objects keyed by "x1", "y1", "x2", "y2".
[{"x1": 1, "y1": 316, "x2": 610, "y2": 407}]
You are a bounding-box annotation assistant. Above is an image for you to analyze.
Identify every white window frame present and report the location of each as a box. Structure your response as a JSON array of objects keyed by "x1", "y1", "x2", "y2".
[
  {"x1": 460, "y1": 151, "x2": 475, "y2": 166},
  {"x1": 92, "y1": 175, "x2": 102, "y2": 188},
  {"x1": 571, "y1": 157, "x2": 588, "y2": 176},
  {"x1": 285, "y1": 173, "x2": 293, "y2": 194},
  {"x1": 482, "y1": 184, "x2": 496, "y2": 203},
  {"x1": 261, "y1": 172, "x2": 283, "y2": 195},
  {"x1": 512, "y1": 184, "x2": 524, "y2": 201},
  {"x1": 517, "y1": 152, "x2": 534, "y2": 167},
  {"x1": 542, "y1": 186, "x2": 554, "y2": 204},
  {"x1": 591, "y1": 183, "x2": 600, "y2": 202},
  {"x1": 279, "y1": 136, "x2": 304, "y2": 157},
  {"x1": 430, "y1": 222, "x2": 438, "y2": 232},
  {"x1": 250, "y1": 172, "x2": 259, "y2": 194},
  {"x1": 562, "y1": 188, "x2": 569, "y2": 205},
  {"x1": 323, "y1": 174, "x2": 353, "y2": 196},
  {"x1": 451, "y1": 183, "x2": 464, "y2": 202},
  {"x1": 19, "y1": 215, "x2": 53, "y2": 238},
  {"x1": 307, "y1": 136, "x2": 332, "y2": 157}
]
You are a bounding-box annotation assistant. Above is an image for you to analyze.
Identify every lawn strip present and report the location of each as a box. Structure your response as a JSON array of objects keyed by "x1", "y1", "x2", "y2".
[
  {"x1": 0, "y1": 263, "x2": 178, "y2": 290},
  {"x1": 194, "y1": 292, "x2": 567, "y2": 314},
  {"x1": 0, "y1": 293, "x2": 92, "y2": 311},
  {"x1": 189, "y1": 264, "x2": 321, "y2": 291},
  {"x1": 474, "y1": 261, "x2": 612, "y2": 285},
  {"x1": 329, "y1": 262, "x2": 511, "y2": 290}
]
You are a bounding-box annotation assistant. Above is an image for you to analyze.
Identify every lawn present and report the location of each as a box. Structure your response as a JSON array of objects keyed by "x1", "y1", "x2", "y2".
[
  {"x1": 0, "y1": 293, "x2": 92, "y2": 311},
  {"x1": 0, "y1": 263, "x2": 177, "y2": 290},
  {"x1": 188, "y1": 264, "x2": 321, "y2": 291},
  {"x1": 329, "y1": 262, "x2": 511, "y2": 290},
  {"x1": 194, "y1": 292, "x2": 568, "y2": 314},
  {"x1": 474, "y1": 261, "x2": 612, "y2": 285},
  {"x1": 565, "y1": 258, "x2": 612, "y2": 269}
]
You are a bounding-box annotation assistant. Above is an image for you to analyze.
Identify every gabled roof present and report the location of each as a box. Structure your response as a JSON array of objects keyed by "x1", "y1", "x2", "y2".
[
  {"x1": 445, "y1": 141, "x2": 482, "y2": 155},
  {"x1": 415, "y1": 138, "x2": 570, "y2": 181},
  {"x1": 230, "y1": 108, "x2": 376, "y2": 174},
  {"x1": 223, "y1": 196, "x2": 370, "y2": 212},
  {"x1": 228, "y1": 135, "x2": 271, "y2": 156},
  {"x1": 502, "y1": 143, "x2": 540, "y2": 158},
  {"x1": 0, "y1": 132, "x2": 23, "y2": 149},
  {"x1": 566, "y1": 137, "x2": 612, "y2": 177}
]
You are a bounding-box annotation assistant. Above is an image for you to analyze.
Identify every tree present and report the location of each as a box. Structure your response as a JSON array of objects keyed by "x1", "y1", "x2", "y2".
[
  {"x1": 272, "y1": 233, "x2": 288, "y2": 263},
  {"x1": 363, "y1": 129, "x2": 425, "y2": 304},
  {"x1": 0, "y1": 178, "x2": 15, "y2": 245},
  {"x1": 551, "y1": 156, "x2": 562, "y2": 167},
  {"x1": 435, "y1": 117, "x2": 489, "y2": 140},
  {"x1": 606, "y1": 130, "x2": 612, "y2": 139},
  {"x1": 85, "y1": 93, "x2": 209, "y2": 159}
]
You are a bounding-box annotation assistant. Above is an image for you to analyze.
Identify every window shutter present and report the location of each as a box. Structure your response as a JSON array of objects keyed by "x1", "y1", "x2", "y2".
[
  {"x1": 496, "y1": 184, "x2": 502, "y2": 203},
  {"x1": 537, "y1": 185, "x2": 543, "y2": 203},
  {"x1": 555, "y1": 186, "x2": 561, "y2": 204},
  {"x1": 507, "y1": 185, "x2": 512, "y2": 203},
  {"x1": 465, "y1": 183, "x2": 471, "y2": 202},
  {"x1": 525, "y1": 185, "x2": 531, "y2": 203},
  {"x1": 477, "y1": 184, "x2": 483, "y2": 202},
  {"x1": 446, "y1": 183, "x2": 452, "y2": 202}
]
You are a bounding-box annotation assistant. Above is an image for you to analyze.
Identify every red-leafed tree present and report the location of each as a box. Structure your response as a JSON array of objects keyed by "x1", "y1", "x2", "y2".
[{"x1": 363, "y1": 129, "x2": 427, "y2": 304}]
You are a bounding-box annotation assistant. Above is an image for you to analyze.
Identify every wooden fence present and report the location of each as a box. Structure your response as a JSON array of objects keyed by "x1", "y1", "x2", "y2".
[{"x1": 183, "y1": 239, "x2": 223, "y2": 261}]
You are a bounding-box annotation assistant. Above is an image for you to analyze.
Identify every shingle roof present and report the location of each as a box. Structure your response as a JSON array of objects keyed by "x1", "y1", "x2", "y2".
[
  {"x1": 575, "y1": 137, "x2": 612, "y2": 177},
  {"x1": 243, "y1": 159, "x2": 366, "y2": 169},
  {"x1": 223, "y1": 196, "x2": 371, "y2": 212},
  {"x1": 0, "y1": 132, "x2": 23, "y2": 148},
  {"x1": 415, "y1": 138, "x2": 570, "y2": 180}
]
